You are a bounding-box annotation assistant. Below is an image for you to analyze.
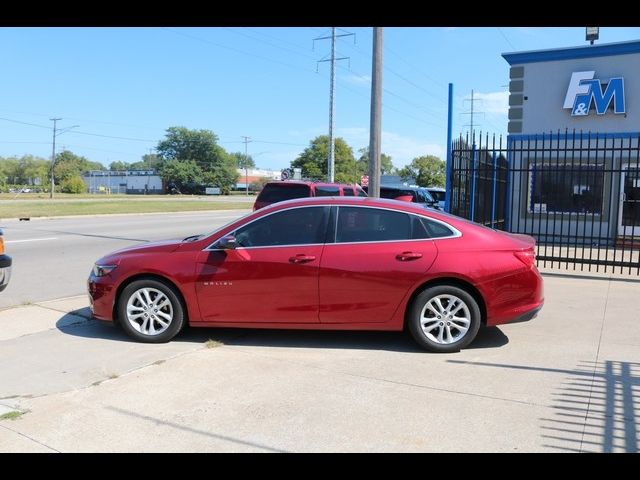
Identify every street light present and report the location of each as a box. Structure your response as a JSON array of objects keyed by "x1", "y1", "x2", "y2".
[{"x1": 49, "y1": 120, "x2": 79, "y2": 199}]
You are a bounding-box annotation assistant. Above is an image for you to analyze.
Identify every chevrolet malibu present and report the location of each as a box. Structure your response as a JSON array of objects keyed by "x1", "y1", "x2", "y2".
[{"x1": 88, "y1": 197, "x2": 543, "y2": 353}]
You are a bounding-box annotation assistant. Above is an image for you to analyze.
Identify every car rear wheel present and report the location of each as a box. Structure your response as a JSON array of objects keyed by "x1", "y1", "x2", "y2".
[
  {"x1": 118, "y1": 279, "x2": 184, "y2": 343},
  {"x1": 408, "y1": 285, "x2": 481, "y2": 353}
]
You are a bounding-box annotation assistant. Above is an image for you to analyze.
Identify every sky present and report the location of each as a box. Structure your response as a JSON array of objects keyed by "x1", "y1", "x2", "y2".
[{"x1": 1, "y1": 26, "x2": 639, "y2": 172}]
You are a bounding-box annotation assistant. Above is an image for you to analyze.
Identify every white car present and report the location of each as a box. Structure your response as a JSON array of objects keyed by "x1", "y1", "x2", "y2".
[{"x1": 426, "y1": 187, "x2": 446, "y2": 210}]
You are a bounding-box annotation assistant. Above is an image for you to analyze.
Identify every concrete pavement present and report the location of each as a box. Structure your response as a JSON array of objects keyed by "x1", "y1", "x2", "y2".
[{"x1": 0, "y1": 274, "x2": 638, "y2": 452}]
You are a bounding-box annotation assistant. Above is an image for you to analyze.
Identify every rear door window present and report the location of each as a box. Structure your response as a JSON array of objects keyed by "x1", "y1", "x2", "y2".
[
  {"x1": 335, "y1": 207, "x2": 411, "y2": 243},
  {"x1": 342, "y1": 187, "x2": 354, "y2": 196},
  {"x1": 315, "y1": 186, "x2": 340, "y2": 197}
]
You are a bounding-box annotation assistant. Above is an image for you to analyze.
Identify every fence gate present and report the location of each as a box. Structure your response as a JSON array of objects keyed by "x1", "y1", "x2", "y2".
[{"x1": 449, "y1": 131, "x2": 640, "y2": 275}]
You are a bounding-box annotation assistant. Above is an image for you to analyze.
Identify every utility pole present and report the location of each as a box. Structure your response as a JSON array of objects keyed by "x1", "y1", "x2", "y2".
[
  {"x1": 315, "y1": 28, "x2": 354, "y2": 182},
  {"x1": 50, "y1": 118, "x2": 61, "y2": 199},
  {"x1": 462, "y1": 89, "x2": 484, "y2": 144},
  {"x1": 368, "y1": 27, "x2": 383, "y2": 198},
  {"x1": 241, "y1": 136, "x2": 251, "y2": 195}
]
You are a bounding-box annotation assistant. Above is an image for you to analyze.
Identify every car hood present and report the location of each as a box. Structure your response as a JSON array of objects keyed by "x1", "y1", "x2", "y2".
[{"x1": 107, "y1": 239, "x2": 184, "y2": 258}]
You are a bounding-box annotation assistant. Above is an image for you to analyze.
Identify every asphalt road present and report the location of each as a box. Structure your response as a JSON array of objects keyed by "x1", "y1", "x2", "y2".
[{"x1": 0, "y1": 210, "x2": 250, "y2": 309}]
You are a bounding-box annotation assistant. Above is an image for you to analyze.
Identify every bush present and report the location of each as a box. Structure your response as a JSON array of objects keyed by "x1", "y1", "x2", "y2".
[{"x1": 60, "y1": 176, "x2": 87, "y2": 194}]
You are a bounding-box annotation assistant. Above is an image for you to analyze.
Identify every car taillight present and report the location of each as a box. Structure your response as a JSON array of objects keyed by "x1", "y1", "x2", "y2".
[
  {"x1": 0, "y1": 236, "x2": 4, "y2": 254},
  {"x1": 514, "y1": 249, "x2": 536, "y2": 266}
]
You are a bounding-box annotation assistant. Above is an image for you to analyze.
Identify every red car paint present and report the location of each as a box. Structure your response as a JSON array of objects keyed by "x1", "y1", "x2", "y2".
[{"x1": 88, "y1": 197, "x2": 543, "y2": 335}]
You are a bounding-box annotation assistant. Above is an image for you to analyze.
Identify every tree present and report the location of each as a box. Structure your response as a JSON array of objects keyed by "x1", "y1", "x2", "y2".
[
  {"x1": 158, "y1": 160, "x2": 203, "y2": 192},
  {"x1": 249, "y1": 176, "x2": 271, "y2": 192},
  {"x1": 60, "y1": 175, "x2": 87, "y2": 194},
  {"x1": 398, "y1": 155, "x2": 446, "y2": 187},
  {"x1": 130, "y1": 153, "x2": 162, "y2": 171},
  {"x1": 109, "y1": 161, "x2": 131, "y2": 171},
  {"x1": 53, "y1": 150, "x2": 104, "y2": 185},
  {"x1": 156, "y1": 127, "x2": 238, "y2": 192},
  {"x1": 291, "y1": 135, "x2": 357, "y2": 183},
  {"x1": 356, "y1": 148, "x2": 394, "y2": 179},
  {"x1": 231, "y1": 152, "x2": 255, "y2": 170}
]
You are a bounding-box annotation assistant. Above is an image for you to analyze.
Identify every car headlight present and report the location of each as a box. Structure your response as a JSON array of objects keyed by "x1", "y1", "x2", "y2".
[{"x1": 93, "y1": 264, "x2": 117, "y2": 277}]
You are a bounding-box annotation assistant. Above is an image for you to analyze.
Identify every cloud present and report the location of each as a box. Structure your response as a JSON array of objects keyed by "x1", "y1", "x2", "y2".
[
  {"x1": 382, "y1": 131, "x2": 445, "y2": 167},
  {"x1": 467, "y1": 91, "x2": 509, "y2": 115},
  {"x1": 287, "y1": 126, "x2": 325, "y2": 137},
  {"x1": 341, "y1": 73, "x2": 371, "y2": 86},
  {"x1": 338, "y1": 126, "x2": 446, "y2": 168}
]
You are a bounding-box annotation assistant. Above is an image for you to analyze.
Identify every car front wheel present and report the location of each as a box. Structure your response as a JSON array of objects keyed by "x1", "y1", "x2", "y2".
[
  {"x1": 408, "y1": 285, "x2": 481, "y2": 353},
  {"x1": 118, "y1": 279, "x2": 184, "y2": 343}
]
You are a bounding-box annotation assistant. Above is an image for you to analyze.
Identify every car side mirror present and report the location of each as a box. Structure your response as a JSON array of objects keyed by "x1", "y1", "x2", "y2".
[{"x1": 218, "y1": 235, "x2": 238, "y2": 250}]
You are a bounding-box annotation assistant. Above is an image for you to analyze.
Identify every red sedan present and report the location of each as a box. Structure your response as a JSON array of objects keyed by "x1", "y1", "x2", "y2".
[{"x1": 88, "y1": 197, "x2": 543, "y2": 353}]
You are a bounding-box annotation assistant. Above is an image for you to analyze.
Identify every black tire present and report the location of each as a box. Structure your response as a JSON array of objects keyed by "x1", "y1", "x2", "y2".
[
  {"x1": 117, "y1": 278, "x2": 185, "y2": 343},
  {"x1": 407, "y1": 285, "x2": 481, "y2": 353}
]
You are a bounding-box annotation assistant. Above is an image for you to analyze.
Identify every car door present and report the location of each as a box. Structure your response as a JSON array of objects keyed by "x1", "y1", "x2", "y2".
[
  {"x1": 195, "y1": 206, "x2": 329, "y2": 324},
  {"x1": 319, "y1": 206, "x2": 438, "y2": 324}
]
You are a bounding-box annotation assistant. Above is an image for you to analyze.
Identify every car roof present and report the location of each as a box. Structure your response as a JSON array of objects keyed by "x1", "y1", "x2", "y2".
[
  {"x1": 265, "y1": 180, "x2": 360, "y2": 187},
  {"x1": 258, "y1": 195, "x2": 445, "y2": 218}
]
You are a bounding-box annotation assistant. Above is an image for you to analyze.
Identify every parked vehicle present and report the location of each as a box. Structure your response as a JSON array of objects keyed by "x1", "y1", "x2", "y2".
[
  {"x1": 0, "y1": 229, "x2": 12, "y2": 292},
  {"x1": 88, "y1": 197, "x2": 544, "y2": 353},
  {"x1": 253, "y1": 181, "x2": 366, "y2": 210},
  {"x1": 426, "y1": 187, "x2": 446, "y2": 210},
  {"x1": 365, "y1": 185, "x2": 441, "y2": 209}
]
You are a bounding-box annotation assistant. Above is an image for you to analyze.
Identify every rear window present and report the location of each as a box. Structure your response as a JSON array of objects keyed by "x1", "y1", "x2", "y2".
[
  {"x1": 257, "y1": 184, "x2": 311, "y2": 202},
  {"x1": 315, "y1": 186, "x2": 340, "y2": 197},
  {"x1": 380, "y1": 188, "x2": 416, "y2": 201},
  {"x1": 429, "y1": 190, "x2": 445, "y2": 202}
]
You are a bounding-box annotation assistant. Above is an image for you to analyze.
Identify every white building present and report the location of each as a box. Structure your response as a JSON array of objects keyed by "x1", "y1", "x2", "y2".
[
  {"x1": 83, "y1": 170, "x2": 163, "y2": 194},
  {"x1": 235, "y1": 168, "x2": 281, "y2": 190}
]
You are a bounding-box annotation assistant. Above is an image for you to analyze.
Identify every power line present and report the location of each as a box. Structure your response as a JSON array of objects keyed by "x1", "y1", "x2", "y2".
[
  {"x1": 66, "y1": 131, "x2": 155, "y2": 143},
  {"x1": 251, "y1": 140, "x2": 307, "y2": 147},
  {"x1": 244, "y1": 27, "x2": 317, "y2": 56},
  {"x1": 385, "y1": 43, "x2": 447, "y2": 89},
  {"x1": 497, "y1": 27, "x2": 517, "y2": 50},
  {"x1": 332, "y1": 30, "x2": 448, "y2": 107},
  {"x1": 163, "y1": 27, "x2": 443, "y2": 130},
  {"x1": 0, "y1": 117, "x2": 51, "y2": 129},
  {"x1": 224, "y1": 27, "x2": 317, "y2": 61},
  {"x1": 0, "y1": 116, "x2": 155, "y2": 142},
  {"x1": 161, "y1": 27, "x2": 319, "y2": 77},
  {"x1": 315, "y1": 27, "x2": 355, "y2": 183}
]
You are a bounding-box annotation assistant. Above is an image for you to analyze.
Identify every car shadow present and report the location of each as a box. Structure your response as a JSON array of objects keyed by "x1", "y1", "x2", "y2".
[
  {"x1": 187, "y1": 325, "x2": 508, "y2": 353},
  {"x1": 56, "y1": 310, "x2": 509, "y2": 352}
]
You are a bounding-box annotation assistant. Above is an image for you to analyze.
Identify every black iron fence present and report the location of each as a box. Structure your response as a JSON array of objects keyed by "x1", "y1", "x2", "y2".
[{"x1": 449, "y1": 131, "x2": 640, "y2": 275}]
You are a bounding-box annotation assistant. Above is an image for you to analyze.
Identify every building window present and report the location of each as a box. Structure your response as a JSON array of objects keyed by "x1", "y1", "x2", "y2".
[{"x1": 529, "y1": 163, "x2": 604, "y2": 215}]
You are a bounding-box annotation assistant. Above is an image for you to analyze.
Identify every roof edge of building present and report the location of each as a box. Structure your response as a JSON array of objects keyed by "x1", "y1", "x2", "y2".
[{"x1": 502, "y1": 39, "x2": 640, "y2": 65}]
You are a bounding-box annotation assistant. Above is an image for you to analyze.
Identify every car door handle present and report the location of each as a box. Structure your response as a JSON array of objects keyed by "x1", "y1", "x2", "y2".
[
  {"x1": 289, "y1": 254, "x2": 317, "y2": 264},
  {"x1": 396, "y1": 251, "x2": 423, "y2": 261}
]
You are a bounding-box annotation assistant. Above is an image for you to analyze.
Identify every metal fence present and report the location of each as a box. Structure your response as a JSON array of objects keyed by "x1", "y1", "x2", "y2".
[{"x1": 449, "y1": 131, "x2": 640, "y2": 275}]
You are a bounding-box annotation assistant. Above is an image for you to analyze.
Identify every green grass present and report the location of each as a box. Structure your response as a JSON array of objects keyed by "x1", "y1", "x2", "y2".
[
  {"x1": 205, "y1": 339, "x2": 224, "y2": 349},
  {"x1": 0, "y1": 410, "x2": 26, "y2": 421},
  {"x1": 0, "y1": 199, "x2": 251, "y2": 219}
]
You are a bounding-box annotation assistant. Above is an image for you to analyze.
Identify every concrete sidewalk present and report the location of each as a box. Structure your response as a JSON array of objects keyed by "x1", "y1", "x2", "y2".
[{"x1": 0, "y1": 275, "x2": 638, "y2": 452}]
